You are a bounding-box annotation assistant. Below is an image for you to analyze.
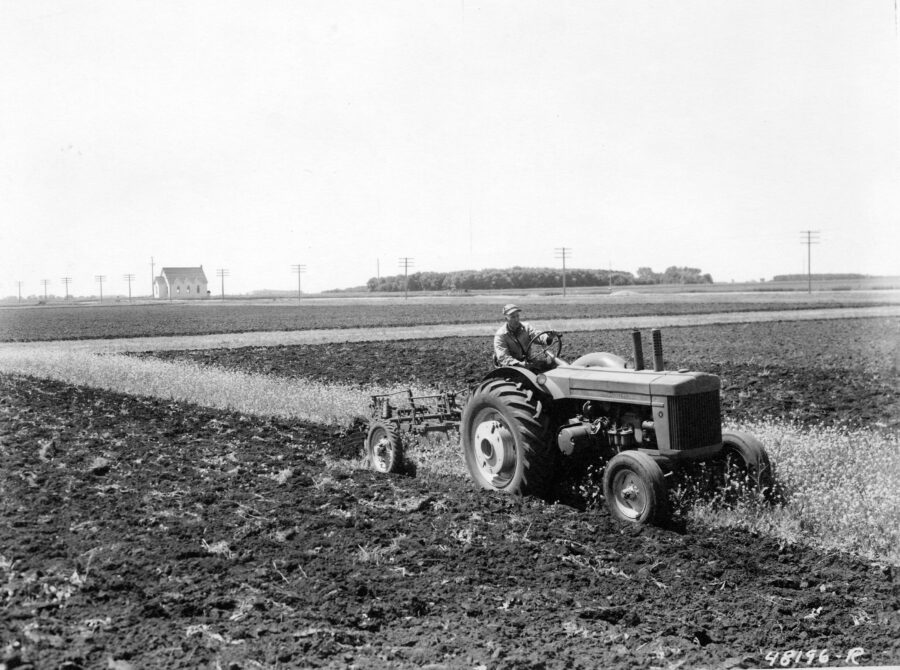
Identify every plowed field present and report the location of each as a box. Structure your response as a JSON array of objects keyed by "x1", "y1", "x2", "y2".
[
  {"x1": 1, "y1": 315, "x2": 899, "y2": 669},
  {"x1": 141, "y1": 318, "x2": 900, "y2": 431}
]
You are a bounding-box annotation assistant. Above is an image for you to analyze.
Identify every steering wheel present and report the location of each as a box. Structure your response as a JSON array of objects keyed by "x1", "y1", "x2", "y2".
[{"x1": 527, "y1": 330, "x2": 562, "y2": 362}]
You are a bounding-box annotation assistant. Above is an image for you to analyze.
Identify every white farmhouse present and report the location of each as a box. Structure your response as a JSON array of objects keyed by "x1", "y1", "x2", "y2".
[{"x1": 154, "y1": 266, "x2": 209, "y2": 299}]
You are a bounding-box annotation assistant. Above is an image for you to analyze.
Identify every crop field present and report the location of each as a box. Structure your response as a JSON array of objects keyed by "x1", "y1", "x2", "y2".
[
  {"x1": 1, "y1": 289, "x2": 897, "y2": 341},
  {"x1": 0, "y1": 298, "x2": 899, "y2": 668}
]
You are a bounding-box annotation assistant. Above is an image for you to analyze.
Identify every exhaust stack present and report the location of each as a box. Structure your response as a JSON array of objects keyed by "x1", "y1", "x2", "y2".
[
  {"x1": 652, "y1": 328, "x2": 664, "y2": 371},
  {"x1": 631, "y1": 329, "x2": 644, "y2": 371}
]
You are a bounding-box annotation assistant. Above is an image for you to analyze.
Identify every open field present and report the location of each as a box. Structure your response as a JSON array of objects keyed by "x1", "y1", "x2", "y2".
[
  {"x1": 1, "y1": 290, "x2": 898, "y2": 341},
  {"x1": 1, "y1": 299, "x2": 899, "y2": 668}
]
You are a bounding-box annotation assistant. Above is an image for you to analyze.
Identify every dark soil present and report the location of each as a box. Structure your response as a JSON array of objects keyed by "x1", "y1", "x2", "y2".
[
  {"x1": 139, "y1": 318, "x2": 900, "y2": 431},
  {"x1": 1, "y1": 374, "x2": 899, "y2": 669}
]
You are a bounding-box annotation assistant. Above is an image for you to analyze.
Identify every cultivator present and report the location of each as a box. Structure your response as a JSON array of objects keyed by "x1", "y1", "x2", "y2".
[{"x1": 365, "y1": 389, "x2": 463, "y2": 473}]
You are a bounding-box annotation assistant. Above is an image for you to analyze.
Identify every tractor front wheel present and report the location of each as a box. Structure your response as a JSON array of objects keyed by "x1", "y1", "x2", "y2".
[
  {"x1": 460, "y1": 379, "x2": 553, "y2": 497},
  {"x1": 603, "y1": 451, "x2": 669, "y2": 524},
  {"x1": 366, "y1": 421, "x2": 404, "y2": 474},
  {"x1": 719, "y1": 430, "x2": 774, "y2": 497}
]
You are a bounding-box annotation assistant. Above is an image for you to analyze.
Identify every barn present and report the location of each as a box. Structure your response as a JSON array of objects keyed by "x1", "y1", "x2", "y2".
[{"x1": 154, "y1": 266, "x2": 209, "y2": 300}]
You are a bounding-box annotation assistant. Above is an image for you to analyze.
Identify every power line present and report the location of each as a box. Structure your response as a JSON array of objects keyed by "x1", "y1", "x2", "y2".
[
  {"x1": 95, "y1": 275, "x2": 106, "y2": 303},
  {"x1": 800, "y1": 230, "x2": 820, "y2": 294},
  {"x1": 123, "y1": 274, "x2": 136, "y2": 303},
  {"x1": 554, "y1": 247, "x2": 572, "y2": 297},
  {"x1": 216, "y1": 268, "x2": 230, "y2": 301},
  {"x1": 291, "y1": 264, "x2": 307, "y2": 303},
  {"x1": 398, "y1": 257, "x2": 415, "y2": 300}
]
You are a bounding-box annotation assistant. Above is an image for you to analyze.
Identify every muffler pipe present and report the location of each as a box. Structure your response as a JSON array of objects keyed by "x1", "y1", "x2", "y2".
[
  {"x1": 631, "y1": 329, "x2": 644, "y2": 371},
  {"x1": 652, "y1": 328, "x2": 664, "y2": 372}
]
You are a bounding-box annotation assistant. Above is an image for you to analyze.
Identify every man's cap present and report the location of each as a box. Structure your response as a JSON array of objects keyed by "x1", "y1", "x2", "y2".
[{"x1": 502, "y1": 304, "x2": 521, "y2": 316}]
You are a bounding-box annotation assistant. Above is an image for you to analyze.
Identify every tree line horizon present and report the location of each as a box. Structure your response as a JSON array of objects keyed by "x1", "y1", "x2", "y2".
[{"x1": 366, "y1": 266, "x2": 714, "y2": 293}]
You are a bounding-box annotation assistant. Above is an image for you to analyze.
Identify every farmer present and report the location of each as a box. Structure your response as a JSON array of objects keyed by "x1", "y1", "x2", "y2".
[{"x1": 493, "y1": 304, "x2": 557, "y2": 370}]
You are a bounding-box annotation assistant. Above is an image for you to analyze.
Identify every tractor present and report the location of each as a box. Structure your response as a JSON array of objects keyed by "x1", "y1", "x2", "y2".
[{"x1": 366, "y1": 328, "x2": 773, "y2": 525}]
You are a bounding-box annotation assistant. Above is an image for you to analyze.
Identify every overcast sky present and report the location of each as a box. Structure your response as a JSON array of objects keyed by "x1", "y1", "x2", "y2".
[{"x1": 1, "y1": 1, "x2": 898, "y2": 296}]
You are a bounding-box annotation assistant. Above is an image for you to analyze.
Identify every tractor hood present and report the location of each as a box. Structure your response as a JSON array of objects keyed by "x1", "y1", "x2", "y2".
[{"x1": 537, "y1": 366, "x2": 720, "y2": 402}]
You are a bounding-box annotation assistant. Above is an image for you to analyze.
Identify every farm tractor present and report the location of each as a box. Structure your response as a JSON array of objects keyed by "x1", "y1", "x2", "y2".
[{"x1": 366, "y1": 328, "x2": 773, "y2": 524}]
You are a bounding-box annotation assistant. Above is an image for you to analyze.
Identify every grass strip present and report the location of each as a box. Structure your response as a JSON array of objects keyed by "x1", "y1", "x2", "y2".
[{"x1": 0, "y1": 347, "x2": 435, "y2": 428}]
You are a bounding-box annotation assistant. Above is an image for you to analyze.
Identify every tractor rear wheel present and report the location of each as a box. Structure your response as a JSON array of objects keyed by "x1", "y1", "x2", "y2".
[
  {"x1": 366, "y1": 421, "x2": 404, "y2": 474},
  {"x1": 461, "y1": 379, "x2": 553, "y2": 497},
  {"x1": 603, "y1": 451, "x2": 669, "y2": 524}
]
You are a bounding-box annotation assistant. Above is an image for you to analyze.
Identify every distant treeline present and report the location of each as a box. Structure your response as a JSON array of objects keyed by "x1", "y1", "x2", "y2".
[
  {"x1": 772, "y1": 273, "x2": 869, "y2": 282},
  {"x1": 366, "y1": 266, "x2": 713, "y2": 292}
]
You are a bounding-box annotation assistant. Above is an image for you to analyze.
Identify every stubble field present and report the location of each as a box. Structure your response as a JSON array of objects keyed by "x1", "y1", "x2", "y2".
[{"x1": 0, "y1": 297, "x2": 898, "y2": 669}]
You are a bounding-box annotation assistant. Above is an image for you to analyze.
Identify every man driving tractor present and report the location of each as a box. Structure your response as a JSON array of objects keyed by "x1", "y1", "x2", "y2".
[{"x1": 493, "y1": 304, "x2": 557, "y2": 370}]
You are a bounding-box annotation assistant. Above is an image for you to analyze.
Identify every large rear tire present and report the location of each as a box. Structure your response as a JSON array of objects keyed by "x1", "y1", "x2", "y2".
[
  {"x1": 460, "y1": 379, "x2": 554, "y2": 497},
  {"x1": 720, "y1": 430, "x2": 774, "y2": 497},
  {"x1": 603, "y1": 451, "x2": 669, "y2": 524}
]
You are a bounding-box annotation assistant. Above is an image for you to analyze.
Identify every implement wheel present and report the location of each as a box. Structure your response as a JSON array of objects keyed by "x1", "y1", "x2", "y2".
[
  {"x1": 461, "y1": 379, "x2": 553, "y2": 497},
  {"x1": 603, "y1": 451, "x2": 669, "y2": 525},
  {"x1": 366, "y1": 421, "x2": 404, "y2": 474}
]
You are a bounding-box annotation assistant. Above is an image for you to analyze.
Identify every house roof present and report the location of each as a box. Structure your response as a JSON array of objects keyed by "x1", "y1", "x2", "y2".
[{"x1": 160, "y1": 266, "x2": 208, "y2": 282}]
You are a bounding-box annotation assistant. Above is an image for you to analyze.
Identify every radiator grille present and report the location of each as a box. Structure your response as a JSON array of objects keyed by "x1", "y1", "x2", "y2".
[{"x1": 668, "y1": 391, "x2": 722, "y2": 450}]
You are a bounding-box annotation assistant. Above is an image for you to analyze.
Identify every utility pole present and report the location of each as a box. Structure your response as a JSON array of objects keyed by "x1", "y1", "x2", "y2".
[
  {"x1": 291, "y1": 264, "x2": 306, "y2": 303},
  {"x1": 554, "y1": 247, "x2": 572, "y2": 297},
  {"x1": 150, "y1": 256, "x2": 155, "y2": 298},
  {"x1": 398, "y1": 257, "x2": 414, "y2": 300},
  {"x1": 95, "y1": 275, "x2": 106, "y2": 303},
  {"x1": 216, "y1": 268, "x2": 229, "y2": 300},
  {"x1": 800, "y1": 230, "x2": 820, "y2": 294},
  {"x1": 123, "y1": 274, "x2": 135, "y2": 303},
  {"x1": 16, "y1": 281, "x2": 22, "y2": 303},
  {"x1": 61, "y1": 276, "x2": 72, "y2": 301},
  {"x1": 41, "y1": 279, "x2": 50, "y2": 302}
]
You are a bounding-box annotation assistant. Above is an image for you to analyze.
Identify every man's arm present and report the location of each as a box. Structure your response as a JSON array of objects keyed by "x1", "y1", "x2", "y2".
[
  {"x1": 494, "y1": 331, "x2": 524, "y2": 366},
  {"x1": 523, "y1": 322, "x2": 552, "y2": 346}
]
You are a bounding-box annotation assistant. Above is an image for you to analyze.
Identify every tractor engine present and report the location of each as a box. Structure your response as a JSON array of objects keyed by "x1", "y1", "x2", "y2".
[{"x1": 556, "y1": 402, "x2": 656, "y2": 456}]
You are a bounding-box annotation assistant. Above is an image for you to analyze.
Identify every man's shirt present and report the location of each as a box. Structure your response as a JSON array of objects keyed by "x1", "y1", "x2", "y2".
[{"x1": 493, "y1": 321, "x2": 548, "y2": 366}]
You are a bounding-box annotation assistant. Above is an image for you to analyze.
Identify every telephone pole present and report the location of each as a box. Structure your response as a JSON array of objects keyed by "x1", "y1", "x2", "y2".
[
  {"x1": 41, "y1": 279, "x2": 50, "y2": 302},
  {"x1": 123, "y1": 274, "x2": 135, "y2": 303},
  {"x1": 800, "y1": 230, "x2": 820, "y2": 294},
  {"x1": 216, "y1": 268, "x2": 229, "y2": 300},
  {"x1": 291, "y1": 264, "x2": 306, "y2": 302},
  {"x1": 61, "y1": 276, "x2": 72, "y2": 301},
  {"x1": 95, "y1": 275, "x2": 106, "y2": 303},
  {"x1": 398, "y1": 257, "x2": 414, "y2": 300},
  {"x1": 16, "y1": 281, "x2": 23, "y2": 303},
  {"x1": 554, "y1": 247, "x2": 572, "y2": 297}
]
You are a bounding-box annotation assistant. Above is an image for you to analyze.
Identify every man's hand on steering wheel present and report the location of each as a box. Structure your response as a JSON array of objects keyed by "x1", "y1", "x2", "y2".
[{"x1": 527, "y1": 330, "x2": 563, "y2": 361}]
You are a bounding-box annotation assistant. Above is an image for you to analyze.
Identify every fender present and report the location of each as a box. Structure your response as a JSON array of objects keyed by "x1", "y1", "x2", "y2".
[{"x1": 481, "y1": 366, "x2": 550, "y2": 399}]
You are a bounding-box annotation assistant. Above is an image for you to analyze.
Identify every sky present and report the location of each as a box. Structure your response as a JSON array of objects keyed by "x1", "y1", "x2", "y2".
[{"x1": 1, "y1": 1, "x2": 898, "y2": 297}]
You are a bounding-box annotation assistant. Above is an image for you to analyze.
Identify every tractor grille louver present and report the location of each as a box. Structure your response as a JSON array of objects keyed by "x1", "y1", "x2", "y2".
[{"x1": 668, "y1": 391, "x2": 722, "y2": 450}]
